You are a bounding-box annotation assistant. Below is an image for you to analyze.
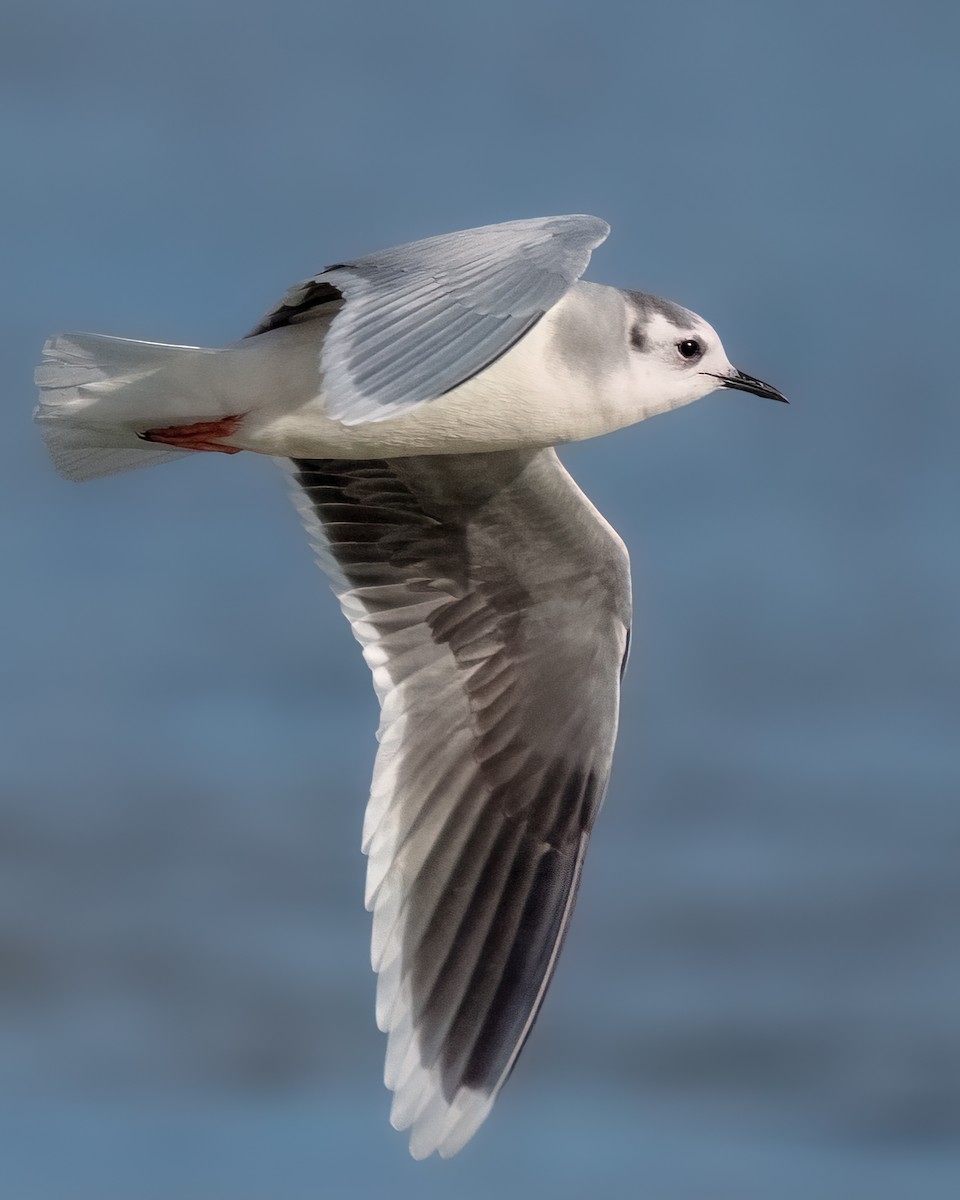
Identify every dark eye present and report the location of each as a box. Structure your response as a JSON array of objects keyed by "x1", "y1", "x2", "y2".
[{"x1": 677, "y1": 338, "x2": 702, "y2": 360}]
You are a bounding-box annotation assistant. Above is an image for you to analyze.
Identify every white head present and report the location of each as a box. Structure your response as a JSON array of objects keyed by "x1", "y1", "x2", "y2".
[
  {"x1": 541, "y1": 282, "x2": 787, "y2": 433},
  {"x1": 618, "y1": 288, "x2": 787, "y2": 418}
]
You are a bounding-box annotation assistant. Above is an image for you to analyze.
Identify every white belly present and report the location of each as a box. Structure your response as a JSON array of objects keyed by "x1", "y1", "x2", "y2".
[{"x1": 215, "y1": 300, "x2": 634, "y2": 460}]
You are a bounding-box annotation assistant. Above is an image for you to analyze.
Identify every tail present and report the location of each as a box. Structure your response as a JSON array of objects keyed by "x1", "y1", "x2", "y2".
[{"x1": 35, "y1": 333, "x2": 220, "y2": 481}]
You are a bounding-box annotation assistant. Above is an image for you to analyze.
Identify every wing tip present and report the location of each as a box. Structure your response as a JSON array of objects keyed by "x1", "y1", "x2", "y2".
[
  {"x1": 555, "y1": 213, "x2": 611, "y2": 246},
  {"x1": 399, "y1": 1083, "x2": 497, "y2": 1160}
]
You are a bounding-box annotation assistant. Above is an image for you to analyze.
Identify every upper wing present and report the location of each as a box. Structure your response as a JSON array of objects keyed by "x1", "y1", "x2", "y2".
[
  {"x1": 286, "y1": 448, "x2": 631, "y2": 1158},
  {"x1": 251, "y1": 215, "x2": 609, "y2": 424}
]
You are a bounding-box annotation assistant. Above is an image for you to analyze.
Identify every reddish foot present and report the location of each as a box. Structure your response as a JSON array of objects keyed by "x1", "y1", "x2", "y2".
[{"x1": 140, "y1": 414, "x2": 245, "y2": 454}]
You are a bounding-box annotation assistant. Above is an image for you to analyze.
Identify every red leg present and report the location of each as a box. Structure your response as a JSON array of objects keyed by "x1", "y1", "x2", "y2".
[{"x1": 140, "y1": 414, "x2": 245, "y2": 454}]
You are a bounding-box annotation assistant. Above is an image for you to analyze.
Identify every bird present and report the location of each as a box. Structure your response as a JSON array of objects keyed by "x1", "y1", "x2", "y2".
[{"x1": 35, "y1": 215, "x2": 786, "y2": 1159}]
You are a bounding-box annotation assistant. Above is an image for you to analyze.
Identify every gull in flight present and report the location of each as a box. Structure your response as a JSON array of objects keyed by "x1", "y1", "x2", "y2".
[{"x1": 35, "y1": 215, "x2": 786, "y2": 1158}]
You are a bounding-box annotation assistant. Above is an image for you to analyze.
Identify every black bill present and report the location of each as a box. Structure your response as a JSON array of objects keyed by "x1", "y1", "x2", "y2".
[{"x1": 708, "y1": 368, "x2": 789, "y2": 403}]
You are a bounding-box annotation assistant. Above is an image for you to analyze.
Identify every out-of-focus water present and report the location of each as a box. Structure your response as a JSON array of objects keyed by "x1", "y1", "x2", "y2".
[{"x1": 2, "y1": 1, "x2": 958, "y2": 1195}]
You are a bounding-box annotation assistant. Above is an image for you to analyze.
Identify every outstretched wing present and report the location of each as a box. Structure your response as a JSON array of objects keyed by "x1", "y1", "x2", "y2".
[
  {"x1": 286, "y1": 448, "x2": 631, "y2": 1158},
  {"x1": 251, "y1": 215, "x2": 609, "y2": 424}
]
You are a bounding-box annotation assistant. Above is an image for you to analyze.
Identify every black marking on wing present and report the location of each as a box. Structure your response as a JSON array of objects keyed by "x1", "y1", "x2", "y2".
[{"x1": 245, "y1": 279, "x2": 343, "y2": 338}]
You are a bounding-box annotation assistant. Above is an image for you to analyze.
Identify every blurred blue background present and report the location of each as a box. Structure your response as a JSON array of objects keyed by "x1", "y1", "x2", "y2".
[{"x1": 2, "y1": 1, "x2": 959, "y2": 1196}]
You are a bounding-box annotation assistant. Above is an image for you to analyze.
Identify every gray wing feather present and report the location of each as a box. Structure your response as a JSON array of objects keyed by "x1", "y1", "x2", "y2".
[
  {"x1": 253, "y1": 216, "x2": 609, "y2": 424},
  {"x1": 286, "y1": 448, "x2": 631, "y2": 1158}
]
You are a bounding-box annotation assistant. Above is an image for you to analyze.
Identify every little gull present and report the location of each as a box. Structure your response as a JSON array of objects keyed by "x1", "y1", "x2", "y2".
[{"x1": 35, "y1": 215, "x2": 786, "y2": 1158}]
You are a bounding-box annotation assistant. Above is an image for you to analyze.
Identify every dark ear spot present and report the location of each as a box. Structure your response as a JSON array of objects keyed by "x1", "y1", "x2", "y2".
[{"x1": 629, "y1": 324, "x2": 645, "y2": 351}]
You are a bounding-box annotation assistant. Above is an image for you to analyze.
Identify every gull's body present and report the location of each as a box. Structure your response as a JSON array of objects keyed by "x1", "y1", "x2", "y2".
[
  {"x1": 227, "y1": 282, "x2": 667, "y2": 458},
  {"x1": 35, "y1": 216, "x2": 785, "y2": 1158}
]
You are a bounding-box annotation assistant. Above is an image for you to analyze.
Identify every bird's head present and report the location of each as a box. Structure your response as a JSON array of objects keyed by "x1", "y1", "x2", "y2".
[{"x1": 621, "y1": 289, "x2": 787, "y2": 417}]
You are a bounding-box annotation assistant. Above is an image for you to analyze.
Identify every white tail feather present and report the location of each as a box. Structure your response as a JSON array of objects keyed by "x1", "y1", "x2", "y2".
[{"x1": 35, "y1": 333, "x2": 220, "y2": 481}]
